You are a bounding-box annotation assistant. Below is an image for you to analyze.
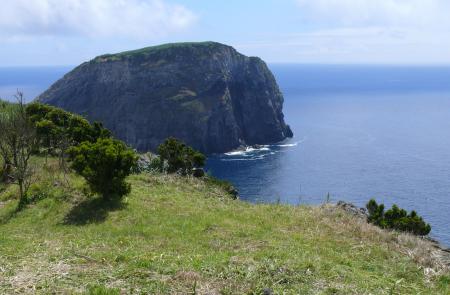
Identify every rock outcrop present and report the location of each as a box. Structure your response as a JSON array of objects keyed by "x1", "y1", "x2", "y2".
[{"x1": 38, "y1": 42, "x2": 293, "y2": 153}]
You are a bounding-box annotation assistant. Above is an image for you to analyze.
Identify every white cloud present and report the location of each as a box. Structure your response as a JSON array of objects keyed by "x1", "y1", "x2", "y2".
[
  {"x1": 295, "y1": 0, "x2": 450, "y2": 29},
  {"x1": 238, "y1": 0, "x2": 450, "y2": 64},
  {"x1": 0, "y1": 0, "x2": 197, "y2": 39},
  {"x1": 237, "y1": 26, "x2": 450, "y2": 64}
]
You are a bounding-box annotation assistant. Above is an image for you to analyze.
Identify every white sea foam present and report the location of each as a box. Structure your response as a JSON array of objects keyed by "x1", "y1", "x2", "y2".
[
  {"x1": 276, "y1": 142, "x2": 298, "y2": 147},
  {"x1": 224, "y1": 150, "x2": 247, "y2": 156},
  {"x1": 272, "y1": 139, "x2": 304, "y2": 148},
  {"x1": 223, "y1": 140, "x2": 300, "y2": 158},
  {"x1": 221, "y1": 155, "x2": 266, "y2": 161},
  {"x1": 224, "y1": 146, "x2": 270, "y2": 156}
]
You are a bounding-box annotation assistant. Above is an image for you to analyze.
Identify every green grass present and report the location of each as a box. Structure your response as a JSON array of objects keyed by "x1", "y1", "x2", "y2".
[
  {"x1": 94, "y1": 41, "x2": 225, "y2": 62},
  {"x1": 0, "y1": 157, "x2": 449, "y2": 294}
]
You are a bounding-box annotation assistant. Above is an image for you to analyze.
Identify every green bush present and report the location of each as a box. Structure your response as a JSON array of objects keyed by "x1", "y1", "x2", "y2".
[
  {"x1": 132, "y1": 153, "x2": 164, "y2": 174},
  {"x1": 0, "y1": 94, "x2": 39, "y2": 208},
  {"x1": 0, "y1": 100, "x2": 16, "y2": 182},
  {"x1": 366, "y1": 199, "x2": 431, "y2": 236},
  {"x1": 67, "y1": 138, "x2": 138, "y2": 200},
  {"x1": 366, "y1": 199, "x2": 385, "y2": 226},
  {"x1": 26, "y1": 103, "x2": 111, "y2": 153},
  {"x1": 157, "y1": 137, "x2": 205, "y2": 175}
]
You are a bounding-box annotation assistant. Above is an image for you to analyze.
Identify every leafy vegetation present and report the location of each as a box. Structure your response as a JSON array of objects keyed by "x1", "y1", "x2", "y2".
[
  {"x1": 0, "y1": 97, "x2": 447, "y2": 293},
  {"x1": 366, "y1": 199, "x2": 431, "y2": 235},
  {"x1": 0, "y1": 101, "x2": 15, "y2": 181},
  {"x1": 157, "y1": 137, "x2": 206, "y2": 175},
  {"x1": 0, "y1": 159, "x2": 448, "y2": 294},
  {"x1": 0, "y1": 94, "x2": 39, "y2": 208},
  {"x1": 26, "y1": 102, "x2": 111, "y2": 153},
  {"x1": 0, "y1": 98, "x2": 134, "y2": 207},
  {"x1": 67, "y1": 138, "x2": 137, "y2": 200},
  {"x1": 132, "y1": 152, "x2": 163, "y2": 174}
]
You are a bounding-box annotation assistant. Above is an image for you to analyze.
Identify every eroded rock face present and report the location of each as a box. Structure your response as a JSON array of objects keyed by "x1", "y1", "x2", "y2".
[{"x1": 38, "y1": 42, "x2": 293, "y2": 153}]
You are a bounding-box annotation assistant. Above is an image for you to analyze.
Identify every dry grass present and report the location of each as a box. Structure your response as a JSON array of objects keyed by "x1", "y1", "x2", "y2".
[{"x1": 323, "y1": 204, "x2": 449, "y2": 276}]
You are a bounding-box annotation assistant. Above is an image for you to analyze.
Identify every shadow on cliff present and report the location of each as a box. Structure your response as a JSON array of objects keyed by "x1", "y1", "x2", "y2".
[{"x1": 63, "y1": 197, "x2": 126, "y2": 225}]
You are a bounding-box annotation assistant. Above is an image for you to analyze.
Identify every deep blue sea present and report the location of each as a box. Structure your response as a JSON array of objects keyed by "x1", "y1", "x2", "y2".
[{"x1": 1, "y1": 64, "x2": 450, "y2": 246}]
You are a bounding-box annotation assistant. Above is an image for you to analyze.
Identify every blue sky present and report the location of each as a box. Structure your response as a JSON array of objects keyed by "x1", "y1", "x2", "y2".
[{"x1": 1, "y1": 0, "x2": 450, "y2": 66}]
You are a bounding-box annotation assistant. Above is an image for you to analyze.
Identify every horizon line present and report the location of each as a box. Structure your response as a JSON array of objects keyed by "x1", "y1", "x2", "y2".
[{"x1": 3, "y1": 62, "x2": 450, "y2": 68}]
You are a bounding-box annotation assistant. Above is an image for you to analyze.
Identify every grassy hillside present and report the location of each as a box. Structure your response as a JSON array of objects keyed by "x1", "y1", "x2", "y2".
[{"x1": 0, "y1": 158, "x2": 449, "y2": 294}]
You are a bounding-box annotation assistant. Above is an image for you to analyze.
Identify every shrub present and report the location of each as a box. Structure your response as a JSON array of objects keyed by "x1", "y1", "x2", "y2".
[
  {"x1": 26, "y1": 103, "x2": 111, "y2": 152},
  {"x1": 67, "y1": 138, "x2": 138, "y2": 200},
  {"x1": 0, "y1": 100, "x2": 16, "y2": 182},
  {"x1": 366, "y1": 199, "x2": 385, "y2": 226},
  {"x1": 157, "y1": 137, "x2": 206, "y2": 175},
  {"x1": 366, "y1": 199, "x2": 431, "y2": 236},
  {"x1": 0, "y1": 93, "x2": 38, "y2": 208},
  {"x1": 132, "y1": 153, "x2": 164, "y2": 174},
  {"x1": 27, "y1": 103, "x2": 112, "y2": 176}
]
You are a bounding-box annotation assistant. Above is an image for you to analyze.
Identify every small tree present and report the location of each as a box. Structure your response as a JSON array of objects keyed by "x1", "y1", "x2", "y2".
[
  {"x1": 366, "y1": 199, "x2": 386, "y2": 227},
  {"x1": 27, "y1": 103, "x2": 111, "y2": 175},
  {"x1": 157, "y1": 137, "x2": 206, "y2": 175},
  {"x1": 0, "y1": 102, "x2": 13, "y2": 181},
  {"x1": 0, "y1": 142, "x2": 12, "y2": 182},
  {"x1": 384, "y1": 205, "x2": 431, "y2": 236},
  {"x1": 366, "y1": 199, "x2": 431, "y2": 236},
  {"x1": 0, "y1": 92, "x2": 38, "y2": 208},
  {"x1": 67, "y1": 138, "x2": 137, "y2": 200}
]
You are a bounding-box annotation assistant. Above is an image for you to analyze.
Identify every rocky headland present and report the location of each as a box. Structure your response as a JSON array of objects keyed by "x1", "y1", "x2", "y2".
[{"x1": 38, "y1": 42, "x2": 293, "y2": 153}]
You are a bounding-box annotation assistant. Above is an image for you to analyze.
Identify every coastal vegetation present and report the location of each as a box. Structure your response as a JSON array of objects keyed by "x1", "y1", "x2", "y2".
[
  {"x1": 0, "y1": 94, "x2": 38, "y2": 209},
  {"x1": 367, "y1": 199, "x2": 432, "y2": 236},
  {"x1": 0, "y1": 96, "x2": 138, "y2": 209},
  {"x1": 0, "y1": 160, "x2": 449, "y2": 294},
  {"x1": 0, "y1": 98, "x2": 448, "y2": 293},
  {"x1": 67, "y1": 138, "x2": 137, "y2": 201},
  {"x1": 157, "y1": 137, "x2": 206, "y2": 175}
]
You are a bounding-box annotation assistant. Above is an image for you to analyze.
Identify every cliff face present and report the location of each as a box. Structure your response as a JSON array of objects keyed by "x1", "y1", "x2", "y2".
[{"x1": 38, "y1": 42, "x2": 293, "y2": 153}]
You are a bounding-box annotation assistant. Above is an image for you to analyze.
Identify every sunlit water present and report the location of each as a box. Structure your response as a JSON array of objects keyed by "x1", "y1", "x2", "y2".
[
  {"x1": 1, "y1": 64, "x2": 449, "y2": 246},
  {"x1": 207, "y1": 65, "x2": 450, "y2": 246}
]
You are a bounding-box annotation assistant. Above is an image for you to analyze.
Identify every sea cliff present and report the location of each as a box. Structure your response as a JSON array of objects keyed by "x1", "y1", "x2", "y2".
[{"x1": 38, "y1": 42, "x2": 293, "y2": 153}]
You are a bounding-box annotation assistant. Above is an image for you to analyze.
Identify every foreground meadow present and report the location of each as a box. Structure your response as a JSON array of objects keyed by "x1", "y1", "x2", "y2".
[{"x1": 0, "y1": 158, "x2": 449, "y2": 294}]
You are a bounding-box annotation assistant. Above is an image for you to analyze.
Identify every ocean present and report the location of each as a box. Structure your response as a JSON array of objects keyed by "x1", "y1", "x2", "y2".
[
  {"x1": 0, "y1": 67, "x2": 71, "y2": 102},
  {"x1": 1, "y1": 64, "x2": 450, "y2": 246}
]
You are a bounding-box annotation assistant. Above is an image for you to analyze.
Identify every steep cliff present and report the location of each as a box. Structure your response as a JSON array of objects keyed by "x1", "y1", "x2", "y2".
[{"x1": 38, "y1": 42, "x2": 293, "y2": 153}]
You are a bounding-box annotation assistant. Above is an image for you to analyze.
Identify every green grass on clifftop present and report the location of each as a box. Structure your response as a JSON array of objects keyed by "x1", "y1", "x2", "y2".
[
  {"x1": 0, "y1": 157, "x2": 449, "y2": 294},
  {"x1": 95, "y1": 41, "x2": 226, "y2": 62}
]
